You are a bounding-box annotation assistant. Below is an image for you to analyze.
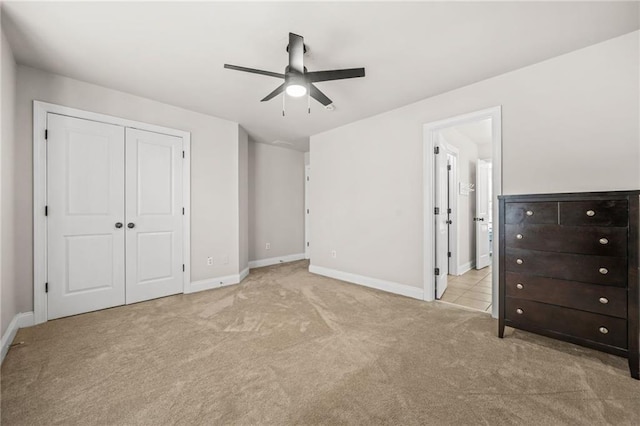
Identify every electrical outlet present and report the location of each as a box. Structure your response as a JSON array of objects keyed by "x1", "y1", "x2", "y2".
[
  {"x1": 207, "y1": 257, "x2": 213, "y2": 266},
  {"x1": 331, "y1": 250, "x2": 337, "y2": 258},
  {"x1": 266, "y1": 243, "x2": 271, "y2": 250}
]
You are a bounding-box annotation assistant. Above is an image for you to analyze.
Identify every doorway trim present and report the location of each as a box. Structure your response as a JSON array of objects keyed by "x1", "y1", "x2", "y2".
[
  {"x1": 422, "y1": 106, "x2": 502, "y2": 318},
  {"x1": 304, "y1": 165, "x2": 311, "y2": 259},
  {"x1": 33, "y1": 101, "x2": 191, "y2": 325}
]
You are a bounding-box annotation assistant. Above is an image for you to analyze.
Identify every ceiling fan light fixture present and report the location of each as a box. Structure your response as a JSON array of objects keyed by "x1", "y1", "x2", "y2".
[{"x1": 285, "y1": 83, "x2": 307, "y2": 98}]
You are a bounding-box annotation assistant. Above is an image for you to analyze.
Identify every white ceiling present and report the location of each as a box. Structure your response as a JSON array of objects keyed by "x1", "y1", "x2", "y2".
[{"x1": 3, "y1": 1, "x2": 638, "y2": 152}]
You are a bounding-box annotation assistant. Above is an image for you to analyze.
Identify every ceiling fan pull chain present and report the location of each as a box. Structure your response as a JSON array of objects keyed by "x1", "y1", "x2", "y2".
[
  {"x1": 282, "y1": 91, "x2": 286, "y2": 116},
  {"x1": 307, "y1": 88, "x2": 311, "y2": 114}
]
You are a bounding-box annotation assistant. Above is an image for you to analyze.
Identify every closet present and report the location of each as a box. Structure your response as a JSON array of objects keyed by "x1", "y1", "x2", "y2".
[{"x1": 46, "y1": 113, "x2": 185, "y2": 319}]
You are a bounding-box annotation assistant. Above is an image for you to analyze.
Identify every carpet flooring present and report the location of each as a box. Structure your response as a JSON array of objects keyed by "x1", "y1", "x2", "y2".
[{"x1": 1, "y1": 260, "x2": 639, "y2": 425}]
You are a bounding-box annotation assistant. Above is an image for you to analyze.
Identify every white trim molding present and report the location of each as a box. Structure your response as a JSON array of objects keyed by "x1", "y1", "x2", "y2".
[
  {"x1": 239, "y1": 267, "x2": 250, "y2": 282},
  {"x1": 248, "y1": 253, "x2": 305, "y2": 269},
  {"x1": 33, "y1": 101, "x2": 191, "y2": 324},
  {"x1": 309, "y1": 265, "x2": 424, "y2": 300},
  {"x1": 458, "y1": 260, "x2": 477, "y2": 275},
  {"x1": 423, "y1": 106, "x2": 502, "y2": 318},
  {"x1": 1, "y1": 312, "x2": 35, "y2": 363},
  {"x1": 187, "y1": 273, "x2": 244, "y2": 294}
]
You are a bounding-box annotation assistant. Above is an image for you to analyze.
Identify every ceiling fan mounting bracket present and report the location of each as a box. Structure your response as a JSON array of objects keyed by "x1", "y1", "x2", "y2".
[{"x1": 286, "y1": 43, "x2": 307, "y2": 54}]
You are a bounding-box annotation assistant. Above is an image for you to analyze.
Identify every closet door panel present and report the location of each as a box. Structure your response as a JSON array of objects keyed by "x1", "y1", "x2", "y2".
[
  {"x1": 47, "y1": 114, "x2": 126, "y2": 319},
  {"x1": 125, "y1": 128, "x2": 183, "y2": 303}
]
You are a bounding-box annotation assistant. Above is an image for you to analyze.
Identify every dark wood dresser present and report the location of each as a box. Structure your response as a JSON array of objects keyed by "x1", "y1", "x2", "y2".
[{"x1": 498, "y1": 191, "x2": 639, "y2": 379}]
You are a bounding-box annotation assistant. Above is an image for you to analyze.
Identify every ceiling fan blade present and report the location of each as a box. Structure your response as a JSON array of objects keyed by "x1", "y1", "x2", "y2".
[
  {"x1": 305, "y1": 68, "x2": 366, "y2": 83},
  {"x1": 261, "y1": 83, "x2": 286, "y2": 102},
  {"x1": 288, "y1": 32, "x2": 304, "y2": 74},
  {"x1": 224, "y1": 64, "x2": 285, "y2": 79},
  {"x1": 309, "y1": 84, "x2": 332, "y2": 106}
]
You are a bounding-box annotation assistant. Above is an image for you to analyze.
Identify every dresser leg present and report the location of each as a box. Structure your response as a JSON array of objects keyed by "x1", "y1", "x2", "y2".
[
  {"x1": 498, "y1": 318, "x2": 505, "y2": 338},
  {"x1": 630, "y1": 355, "x2": 639, "y2": 380}
]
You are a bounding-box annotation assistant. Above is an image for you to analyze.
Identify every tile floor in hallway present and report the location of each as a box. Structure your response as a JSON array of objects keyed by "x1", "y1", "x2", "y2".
[{"x1": 440, "y1": 266, "x2": 492, "y2": 313}]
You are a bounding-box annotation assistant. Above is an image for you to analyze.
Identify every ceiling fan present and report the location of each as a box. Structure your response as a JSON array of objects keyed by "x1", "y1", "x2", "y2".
[{"x1": 224, "y1": 32, "x2": 365, "y2": 111}]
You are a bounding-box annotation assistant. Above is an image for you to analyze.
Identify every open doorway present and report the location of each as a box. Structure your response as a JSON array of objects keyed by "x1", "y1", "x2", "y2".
[{"x1": 423, "y1": 107, "x2": 501, "y2": 317}]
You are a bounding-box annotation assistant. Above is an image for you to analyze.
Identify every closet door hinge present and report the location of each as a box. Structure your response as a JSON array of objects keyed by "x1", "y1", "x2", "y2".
[
  {"x1": 447, "y1": 165, "x2": 451, "y2": 170},
  {"x1": 182, "y1": 150, "x2": 185, "y2": 159},
  {"x1": 45, "y1": 205, "x2": 48, "y2": 216},
  {"x1": 307, "y1": 242, "x2": 309, "y2": 247},
  {"x1": 45, "y1": 282, "x2": 49, "y2": 293},
  {"x1": 434, "y1": 207, "x2": 440, "y2": 215},
  {"x1": 434, "y1": 268, "x2": 440, "y2": 276},
  {"x1": 434, "y1": 146, "x2": 439, "y2": 154},
  {"x1": 45, "y1": 129, "x2": 48, "y2": 140},
  {"x1": 448, "y1": 252, "x2": 451, "y2": 258},
  {"x1": 182, "y1": 207, "x2": 185, "y2": 215},
  {"x1": 182, "y1": 264, "x2": 185, "y2": 272}
]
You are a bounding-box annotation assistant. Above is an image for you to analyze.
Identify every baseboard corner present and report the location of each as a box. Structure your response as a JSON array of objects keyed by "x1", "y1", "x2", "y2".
[{"x1": 1, "y1": 312, "x2": 35, "y2": 364}]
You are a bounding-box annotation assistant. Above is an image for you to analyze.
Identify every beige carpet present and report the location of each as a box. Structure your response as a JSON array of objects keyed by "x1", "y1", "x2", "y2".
[{"x1": 1, "y1": 260, "x2": 639, "y2": 425}]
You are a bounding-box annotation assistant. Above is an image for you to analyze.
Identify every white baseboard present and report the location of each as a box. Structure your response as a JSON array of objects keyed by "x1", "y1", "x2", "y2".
[
  {"x1": 248, "y1": 253, "x2": 305, "y2": 269},
  {"x1": 2, "y1": 312, "x2": 35, "y2": 364},
  {"x1": 186, "y1": 272, "x2": 243, "y2": 294},
  {"x1": 458, "y1": 260, "x2": 477, "y2": 275},
  {"x1": 239, "y1": 267, "x2": 250, "y2": 282},
  {"x1": 309, "y1": 265, "x2": 424, "y2": 300}
]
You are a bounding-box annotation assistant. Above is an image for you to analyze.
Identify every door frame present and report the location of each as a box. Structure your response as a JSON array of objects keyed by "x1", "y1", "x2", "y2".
[
  {"x1": 422, "y1": 106, "x2": 502, "y2": 318},
  {"x1": 33, "y1": 101, "x2": 191, "y2": 325}
]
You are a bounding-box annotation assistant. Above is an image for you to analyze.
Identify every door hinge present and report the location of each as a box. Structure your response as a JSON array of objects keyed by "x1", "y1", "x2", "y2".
[
  {"x1": 434, "y1": 146, "x2": 440, "y2": 154},
  {"x1": 306, "y1": 209, "x2": 309, "y2": 214},
  {"x1": 447, "y1": 208, "x2": 452, "y2": 214},
  {"x1": 307, "y1": 176, "x2": 309, "y2": 181},
  {"x1": 448, "y1": 252, "x2": 451, "y2": 258},
  {"x1": 447, "y1": 164, "x2": 451, "y2": 170},
  {"x1": 434, "y1": 207, "x2": 440, "y2": 215},
  {"x1": 45, "y1": 205, "x2": 48, "y2": 216},
  {"x1": 182, "y1": 207, "x2": 185, "y2": 215},
  {"x1": 182, "y1": 150, "x2": 185, "y2": 159},
  {"x1": 307, "y1": 242, "x2": 309, "y2": 247},
  {"x1": 45, "y1": 282, "x2": 49, "y2": 293},
  {"x1": 434, "y1": 268, "x2": 440, "y2": 276},
  {"x1": 45, "y1": 129, "x2": 48, "y2": 140},
  {"x1": 182, "y1": 264, "x2": 185, "y2": 272}
]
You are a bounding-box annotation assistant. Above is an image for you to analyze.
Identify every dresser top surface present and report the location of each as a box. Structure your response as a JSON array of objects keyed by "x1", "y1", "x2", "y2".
[{"x1": 499, "y1": 190, "x2": 640, "y2": 202}]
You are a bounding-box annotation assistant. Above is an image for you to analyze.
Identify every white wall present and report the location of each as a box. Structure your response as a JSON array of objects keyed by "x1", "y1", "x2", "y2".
[
  {"x1": 310, "y1": 31, "x2": 639, "y2": 292},
  {"x1": 440, "y1": 128, "x2": 479, "y2": 270},
  {"x1": 248, "y1": 142, "x2": 304, "y2": 262},
  {"x1": 1, "y1": 28, "x2": 17, "y2": 336},
  {"x1": 14, "y1": 65, "x2": 244, "y2": 315}
]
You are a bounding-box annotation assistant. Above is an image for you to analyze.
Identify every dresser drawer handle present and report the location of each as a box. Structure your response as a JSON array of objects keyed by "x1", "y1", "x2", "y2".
[
  {"x1": 516, "y1": 258, "x2": 523, "y2": 265},
  {"x1": 599, "y1": 267, "x2": 608, "y2": 275},
  {"x1": 516, "y1": 283, "x2": 524, "y2": 290},
  {"x1": 516, "y1": 308, "x2": 524, "y2": 315},
  {"x1": 586, "y1": 210, "x2": 596, "y2": 217},
  {"x1": 599, "y1": 238, "x2": 609, "y2": 245},
  {"x1": 599, "y1": 297, "x2": 609, "y2": 304},
  {"x1": 516, "y1": 234, "x2": 523, "y2": 240},
  {"x1": 525, "y1": 210, "x2": 534, "y2": 216},
  {"x1": 599, "y1": 327, "x2": 608, "y2": 334}
]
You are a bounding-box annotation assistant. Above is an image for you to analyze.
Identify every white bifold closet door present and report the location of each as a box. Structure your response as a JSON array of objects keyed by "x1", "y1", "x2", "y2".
[{"x1": 47, "y1": 114, "x2": 183, "y2": 320}]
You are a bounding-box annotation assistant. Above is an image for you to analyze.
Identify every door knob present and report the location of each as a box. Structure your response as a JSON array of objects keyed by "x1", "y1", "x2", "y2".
[
  {"x1": 127, "y1": 223, "x2": 135, "y2": 229},
  {"x1": 115, "y1": 222, "x2": 123, "y2": 229}
]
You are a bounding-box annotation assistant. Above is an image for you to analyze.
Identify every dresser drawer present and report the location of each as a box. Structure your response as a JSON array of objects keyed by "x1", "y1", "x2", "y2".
[
  {"x1": 505, "y1": 272, "x2": 627, "y2": 318},
  {"x1": 505, "y1": 202, "x2": 557, "y2": 225},
  {"x1": 559, "y1": 200, "x2": 628, "y2": 227},
  {"x1": 505, "y1": 248, "x2": 627, "y2": 287},
  {"x1": 505, "y1": 224, "x2": 627, "y2": 257},
  {"x1": 505, "y1": 297, "x2": 627, "y2": 349}
]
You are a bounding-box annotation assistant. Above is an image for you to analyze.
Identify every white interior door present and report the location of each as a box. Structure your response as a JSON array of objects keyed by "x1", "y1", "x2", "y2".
[
  {"x1": 305, "y1": 165, "x2": 310, "y2": 260},
  {"x1": 434, "y1": 136, "x2": 449, "y2": 299},
  {"x1": 47, "y1": 114, "x2": 126, "y2": 319},
  {"x1": 125, "y1": 128, "x2": 184, "y2": 304},
  {"x1": 475, "y1": 159, "x2": 491, "y2": 269}
]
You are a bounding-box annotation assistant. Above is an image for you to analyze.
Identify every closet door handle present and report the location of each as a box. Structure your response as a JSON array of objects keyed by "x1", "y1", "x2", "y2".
[
  {"x1": 115, "y1": 222, "x2": 123, "y2": 229},
  {"x1": 127, "y1": 223, "x2": 135, "y2": 229}
]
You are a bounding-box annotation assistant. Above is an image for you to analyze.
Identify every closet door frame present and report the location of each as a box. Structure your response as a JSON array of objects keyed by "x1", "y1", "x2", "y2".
[{"x1": 33, "y1": 101, "x2": 191, "y2": 325}]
